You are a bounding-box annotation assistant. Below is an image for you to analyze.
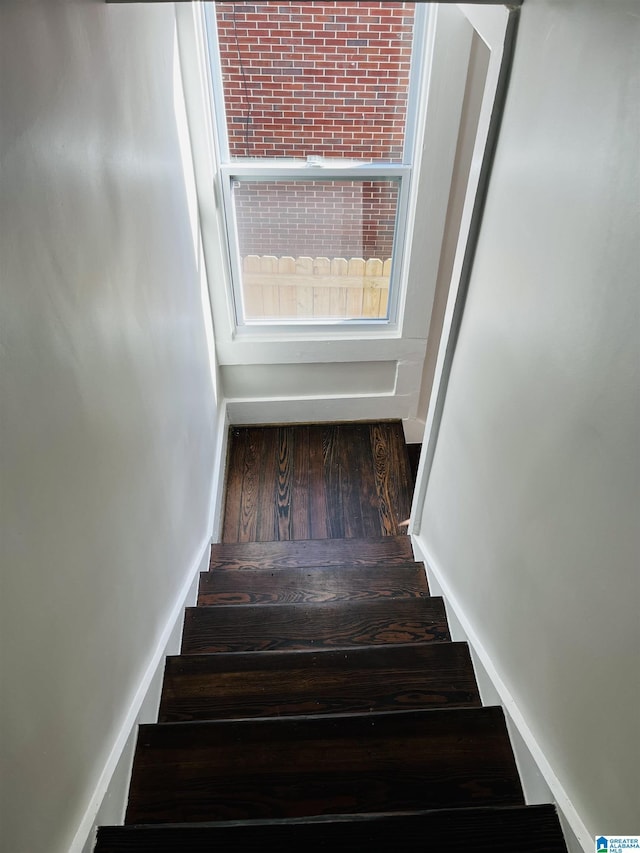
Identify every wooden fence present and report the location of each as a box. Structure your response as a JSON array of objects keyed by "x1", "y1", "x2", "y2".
[{"x1": 241, "y1": 255, "x2": 392, "y2": 320}]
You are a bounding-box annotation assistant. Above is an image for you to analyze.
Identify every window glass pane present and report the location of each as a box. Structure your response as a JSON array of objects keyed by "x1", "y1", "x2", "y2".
[
  {"x1": 233, "y1": 179, "x2": 400, "y2": 321},
  {"x1": 215, "y1": 2, "x2": 415, "y2": 161}
]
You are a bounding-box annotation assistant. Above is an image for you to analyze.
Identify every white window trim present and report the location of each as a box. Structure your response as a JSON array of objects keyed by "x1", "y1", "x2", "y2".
[
  {"x1": 220, "y1": 164, "x2": 411, "y2": 334},
  {"x1": 203, "y1": 1, "x2": 429, "y2": 338}
]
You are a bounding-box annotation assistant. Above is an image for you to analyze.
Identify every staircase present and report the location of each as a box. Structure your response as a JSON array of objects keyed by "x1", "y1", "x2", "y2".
[{"x1": 95, "y1": 535, "x2": 568, "y2": 851}]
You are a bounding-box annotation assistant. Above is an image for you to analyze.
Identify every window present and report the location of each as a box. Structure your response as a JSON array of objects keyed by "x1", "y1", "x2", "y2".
[{"x1": 204, "y1": 1, "x2": 426, "y2": 329}]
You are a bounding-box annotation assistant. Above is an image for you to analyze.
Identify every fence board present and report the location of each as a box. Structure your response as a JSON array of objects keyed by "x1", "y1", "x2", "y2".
[
  {"x1": 363, "y1": 284, "x2": 382, "y2": 318},
  {"x1": 262, "y1": 284, "x2": 278, "y2": 317},
  {"x1": 313, "y1": 286, "x2": 332, "y2": 318},
  {"x1": 297, "y1": 285, "x2": 314, "y2": 318},
  {"x1": 346, "y1": 286, "x2": 364, "y2": 318},
  {"x1": 330, "y1": 287, "x2": 348, "y2": 317},
  {"x1": 279, "y1": 285, "x2": 298, "y2": 318},
  {"x1": 279, "y1": 256, "x2": 296, "y2": 274},
  {"x1": 241, "y1": 255, "x2": 391, "y2": 320}
]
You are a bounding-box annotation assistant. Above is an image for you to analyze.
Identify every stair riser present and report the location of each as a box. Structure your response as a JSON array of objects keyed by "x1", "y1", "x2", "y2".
[
  {"x1": 209, "y1": 535, "x2": 414, "y2": 571},
  {"x1": 181, "y1": 599, "x2": 450, "y2": 654},
  {"x1": 198, "y1": 564, "x2": 429, "y2": 606},
  {"x1": 97, "y1": 805, "x2": 568, "y2": 853},
  {"x1": 126, "y1": 708, "x2": 524, "y2": 824},
  {"x1": 159, "y1": 642, "x2": 481, "y2": 722}
]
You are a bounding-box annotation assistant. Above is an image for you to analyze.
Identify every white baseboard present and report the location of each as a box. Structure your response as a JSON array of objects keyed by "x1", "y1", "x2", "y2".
[
  {"x1": 411, "y1": 532, "x2": 591, "y2": 853},
  {"x1": 224, "y1": 395, "x2": 412, "y2": 428},
  {"x1": 72, "y1": 538, "x2": 211, "y2": 853},
  {"x1": 209, "y1": 400, "x2": 230, "y2": 543},
  {"x1": 402, "y1": 417, "x2": 426, "y2": 444}
]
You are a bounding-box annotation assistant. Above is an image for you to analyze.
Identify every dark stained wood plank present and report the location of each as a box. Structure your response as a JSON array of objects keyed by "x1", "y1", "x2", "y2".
[
  {"x1": 336, "y1": 424, "x2": 366, "y2": 538},
  {"x1": 255, "y1": 427, "x2": 279, "y2": 542},
  {"x1": 353, "y1": 423, "x2": 385, "y2": 539},
  {"x1": 97, "y1": 805, "x2": 568, "y2": 853},
  {"x1": 222, "y1": 421, "x2": 414, "y2": 542},
  {"x1": 158, "y1": 642, "x2": 480, "y2": 723},
  {"x1": 209, "y1": 535, "x2": 415, "y2": 570},
  {"x1": 322, "y1": 424, "x2": 345, "y2": 538},
  {"x1": 197, "y1": 564, "x2": 429, "y2": 606},
  {"x1": 221, "y1": 428, "x2": 246, "y2": 543},
  {"x1": 181, "y1": 598, "x2": 450, "y2": 653},
  {"x1": 275, "y1": 426, "x2": 294, "y2": 540},
  {"x1": 125, "y1": 707, "x2": 524, "y2": 824},
  {"x1": 234, "y1": 428, "x2": 262, "y2": 542},
  {"x1": 291, "y1": 424, "x2": 311, "y2": 539},
  {"x1": 383, "y1": 420, "x2": 414, "y2": 524},
  {"x1": 328, "y1": 424, "x2": 353, "y2": 537},
  {"x1": 370, "y1": 421, "x2": 396, "y2": 535},
  {"x1": 370, "y1": 422, "x2": 413, "y2": 536},
  {"x1": 308, "y1": 424, "x2": 329, "y2": 539}
]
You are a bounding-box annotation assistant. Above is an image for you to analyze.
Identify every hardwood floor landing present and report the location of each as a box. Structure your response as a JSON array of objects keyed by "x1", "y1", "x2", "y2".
[{"x1": 222, "y1": 421, "x2": 414, "y2": 542}]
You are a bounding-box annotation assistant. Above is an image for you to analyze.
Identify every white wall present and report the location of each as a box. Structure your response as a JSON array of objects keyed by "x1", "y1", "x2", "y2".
[
  {"x1": 0, "y1": 3, "x2": 219, "y2": 852},
  {"x1": 416, "y1": 0, "x2": 639, "y2": 846}
]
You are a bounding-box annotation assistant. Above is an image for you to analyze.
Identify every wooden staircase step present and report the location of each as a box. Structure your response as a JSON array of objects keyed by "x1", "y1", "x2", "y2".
[
  {"x1": 209, "y1": 534, "x2": 414, "y2": 570},
  {"x1": 159, "y1": 641, "x2": 481, "y2": 722},
  {"x1": 181, "y1": 598, "x2": 449, "y2": 654},
  {"x1": 125, "y1": 707, "x2": 524, "y2": 824},
  {"x1": 198, "y1": 563, "x2": 429, "y2": 605},
  {"x1": 97, "y1": 804, "x2": 568, "y2": 852}
]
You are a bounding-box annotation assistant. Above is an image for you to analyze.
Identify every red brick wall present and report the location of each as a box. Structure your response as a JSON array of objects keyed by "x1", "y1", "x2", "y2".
[
  {"x1": 215, "y1": 1, "x2": 413, "y2": 258},
  {"x1": 234, "y1": 179, "x2": 399, "y2": 258}
]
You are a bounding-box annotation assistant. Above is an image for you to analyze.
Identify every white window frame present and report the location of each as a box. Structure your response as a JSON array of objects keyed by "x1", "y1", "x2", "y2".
[{"x1": 203, "y1": 1, "x2": 429, "y2": 337}]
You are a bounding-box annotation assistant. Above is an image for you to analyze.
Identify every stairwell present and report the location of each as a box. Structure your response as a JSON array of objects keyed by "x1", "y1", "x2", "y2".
[{"x1": 95, "y1": 426, "x2": 569, "y2": 852}]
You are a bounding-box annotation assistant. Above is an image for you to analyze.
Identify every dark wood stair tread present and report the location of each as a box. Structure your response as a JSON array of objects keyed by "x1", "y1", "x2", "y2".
[
  {"x1": 209, "y1": 535, "x2": 414, "y2": 570},
  {"x1": 181, "y1": 597, "x2": 449, "y2": 654},
  {"x1": 125, "y1": 707, "x2": 523, "y2": 824},
  {"x1": 198, "y1": 563, "x2": 429, "y2": 605},
  {"x1": 98, "y1": 805, "x2": 568, "y2": 852},
  {"x1": 159, "y1": 641, "x2": 481, "y2": 722}
]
